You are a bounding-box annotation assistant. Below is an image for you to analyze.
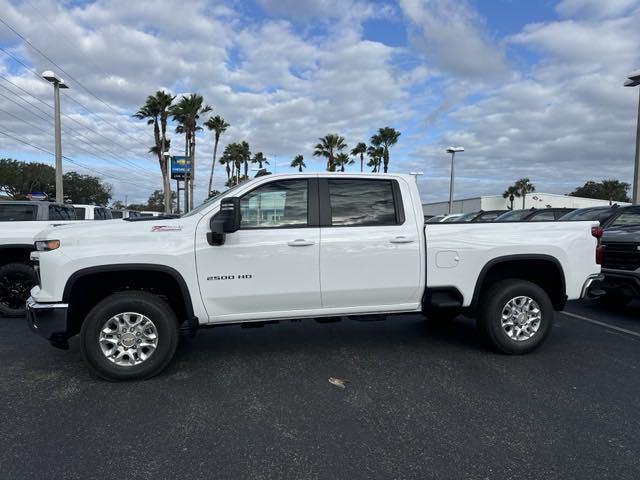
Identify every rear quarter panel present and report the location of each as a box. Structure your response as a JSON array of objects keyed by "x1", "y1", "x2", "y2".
[{"x1": 425, "y1": 221, "x2": 599, "y2": 306}]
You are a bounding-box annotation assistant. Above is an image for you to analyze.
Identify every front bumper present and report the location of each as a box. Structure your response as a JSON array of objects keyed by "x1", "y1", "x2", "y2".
[{"x1": 26, "y1": 297, "x2": 70, "y2": 349}]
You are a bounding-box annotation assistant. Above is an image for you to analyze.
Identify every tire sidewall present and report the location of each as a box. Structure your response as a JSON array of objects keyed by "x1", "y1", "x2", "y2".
[
  {"x1": 0, "y1": 262, "x2": 38, "y2": 318},
  {"x1": 80, "y1": 292, "x2": 178, "y2": 380},
  {"x1": 482, "y1": 280, "x2": 553, "y2": 354}
]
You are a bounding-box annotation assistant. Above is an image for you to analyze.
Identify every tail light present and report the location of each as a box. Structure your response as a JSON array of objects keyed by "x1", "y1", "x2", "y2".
[{"x1": 592, "y1": 226, "x2": 604, "y2": 265}]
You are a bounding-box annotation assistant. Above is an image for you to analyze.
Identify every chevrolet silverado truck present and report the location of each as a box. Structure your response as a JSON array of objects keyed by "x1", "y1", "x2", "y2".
[
  {"x1": 27, "y1": 173, "x2": 603, "y2": 381},
  {"x1": 0, "y1": 201, "x2": 76, "y2": 317}
]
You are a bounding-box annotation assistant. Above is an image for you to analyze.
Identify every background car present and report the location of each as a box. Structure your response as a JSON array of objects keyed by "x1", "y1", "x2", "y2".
[
  {"x1": 592, "y1": 206, "x2": 640, "y2": 306},
  {"x1": 440, "y1": 213, "x2": 466, "y2": 223},
  {"x1": 448, "y1": 210, "x2": 508, "y2": 223},
  {"x1": 495, "y1": 208, "x2": 575, "y2": 222},
  {"x1": 559, "y1": 205, "x2": 621, "y2": 225}
]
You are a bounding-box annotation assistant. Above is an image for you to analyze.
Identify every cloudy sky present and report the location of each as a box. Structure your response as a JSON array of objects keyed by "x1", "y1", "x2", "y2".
[{"x1": 0, "y1": 0, "x2": 639, "y2": 205}]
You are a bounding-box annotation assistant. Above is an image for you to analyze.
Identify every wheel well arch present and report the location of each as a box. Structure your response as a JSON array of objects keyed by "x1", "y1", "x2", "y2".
[
  {"x1": 470, "y1": 255, "x2": 566, "y2": 311},
  {"x1": 0, "y1": 244, "x2": 33, "y2": 266},
  {"x1": 63, "y1": 264, "x2": 195, "y2": 336}
]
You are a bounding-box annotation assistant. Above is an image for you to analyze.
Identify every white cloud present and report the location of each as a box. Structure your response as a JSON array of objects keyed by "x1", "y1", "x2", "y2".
[
  {"x1": 398, "y1": 0, "x2": 508, "y2": 80},
  {"x1": 556, "y1": 0, "x2": 638, "y2": 19}
]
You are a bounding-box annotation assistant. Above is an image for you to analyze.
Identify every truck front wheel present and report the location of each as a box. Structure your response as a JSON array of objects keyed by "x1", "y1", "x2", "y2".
[
  {"x1": 80, "y1": 291, "x2": 179, "y2": 381},
  {"x1": 0, "y1": 262, "x2": 38, "y2": 318},
  {"x1": 478, "y1": 279, "x2": 553, "y2": 354}
]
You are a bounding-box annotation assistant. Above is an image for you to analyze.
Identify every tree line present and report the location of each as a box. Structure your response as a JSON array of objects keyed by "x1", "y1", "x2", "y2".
[
  {"x1": 502, "y1": 178, "x2": 630, "y2": 209},
  {"x1": 0, "y1": 158, "x2": 112, "y2": 205}
]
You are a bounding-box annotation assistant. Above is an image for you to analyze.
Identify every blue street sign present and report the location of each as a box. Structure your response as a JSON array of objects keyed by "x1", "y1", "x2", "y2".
[{"x1": 171, "y1": 156, "x2": 191, "y2": 180}]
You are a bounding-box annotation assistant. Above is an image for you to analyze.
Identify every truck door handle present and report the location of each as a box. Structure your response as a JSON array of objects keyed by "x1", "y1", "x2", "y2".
[
  {"x1": 288, "y1": 239, "x2": 315, "y2": 247},
  {"x1": 390, "y1": 236, "x2": 415, "y2": 244}
]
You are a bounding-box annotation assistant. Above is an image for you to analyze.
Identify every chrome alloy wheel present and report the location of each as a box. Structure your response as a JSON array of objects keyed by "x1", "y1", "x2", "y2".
[
  {"x1": 98, "y1": 312, "x2": 158, "y2": 367},
  {"x1": 500, "y1": 296, "x2": 542, "y2": 341}
]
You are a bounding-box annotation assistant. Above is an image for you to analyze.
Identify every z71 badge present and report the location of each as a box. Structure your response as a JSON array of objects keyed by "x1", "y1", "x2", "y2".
[{"x1": 207, "y1": 274, "x2": 253, "y2": 281}]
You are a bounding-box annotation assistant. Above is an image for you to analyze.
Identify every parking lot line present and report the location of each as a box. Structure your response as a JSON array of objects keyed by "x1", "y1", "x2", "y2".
[{"x1": 562, "y1": 311, "x2": 640, "y2": 339}]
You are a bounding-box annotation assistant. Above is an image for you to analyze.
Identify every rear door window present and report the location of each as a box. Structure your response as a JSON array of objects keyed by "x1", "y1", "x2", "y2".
[
  {"x1": 0, "y1": 204, "x2": 37, "y2": 221},
  {"x1": 327, "y1": 179, "x2": 399, "y2": 226}
]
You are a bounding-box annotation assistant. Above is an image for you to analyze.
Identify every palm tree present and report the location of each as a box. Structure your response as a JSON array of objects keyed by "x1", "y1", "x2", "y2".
[
  {"x1": 351, "y1": 142, "x2": 367, "y2": 173},
  {"x1": 240, "y1": 141, "x2": 251, "y2": 180},
  {"x1": 314, "y1": 134, "x2": 346, "y2": 172},
  {"x1": 290, "y1": 154, "x2": 306, "y2": 172},
  {"x1": 366, "y1": 145, "x2": 383, "y2": 173},
  {"x1": 252, "y1": 151, "x2": 269, "y2": 169},
  {"x1": 169, "y1": 93, "x2": 212, "y2": 211},
  {"x1": 502, "y1": 185, "x2": 520, "y2": 210},
  {"x1": 219, "y1": 146, "x2": 233, "y2": 184},
  {"x1": 133, "y1": 91, "x2": 175, "y2": 213},
  {"x1": 370, "y1": 127, "x2": 400, "y2": 173},
  {"x1": 336, "y1": 152, "x2": 354, "y2": 172},
  {"x1": 204, "y1": 115, "x2": 229, "y2": 198},
  {"x1": 514, "y1": 178, "x2": 536, "y2": 209}
]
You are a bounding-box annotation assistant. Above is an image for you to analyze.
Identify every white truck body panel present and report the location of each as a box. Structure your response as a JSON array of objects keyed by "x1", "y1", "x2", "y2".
[{"x1": 425, "y1": 221, "x2": 599, "y2": 305}]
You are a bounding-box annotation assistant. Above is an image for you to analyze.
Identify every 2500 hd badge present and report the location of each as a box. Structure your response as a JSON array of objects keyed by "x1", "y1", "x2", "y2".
[{"x1": 207, "y1": 274, "x2": 253, "y2": 281}]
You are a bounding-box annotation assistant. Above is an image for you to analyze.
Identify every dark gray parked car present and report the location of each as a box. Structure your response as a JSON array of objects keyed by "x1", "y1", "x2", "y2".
[{"x1": 596, "y1": 206, "x2": 640, "y2": 305}]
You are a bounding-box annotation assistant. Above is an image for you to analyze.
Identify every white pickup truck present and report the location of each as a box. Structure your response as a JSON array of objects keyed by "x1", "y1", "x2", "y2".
[
  {"x1": 0, "y1": 201, "x2": 77, "y2": 317},
  {"x1": 27, "y1": 173, "x2": 603, "y2": 380}
]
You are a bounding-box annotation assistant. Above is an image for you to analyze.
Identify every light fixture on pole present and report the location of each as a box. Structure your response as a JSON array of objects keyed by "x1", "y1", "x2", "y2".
[
  {"x1": 409, "y1": 171, "x2": 424, "y2": 185},
  {"x1": 625, "y1": 69, "x2": 640, "y2": 204},
  {"x1": 42, "y1": 70, "x2": 68, "y2": 204},
  {"x1": 446, "y1": 146, "x2": 464, "y2": 214}
]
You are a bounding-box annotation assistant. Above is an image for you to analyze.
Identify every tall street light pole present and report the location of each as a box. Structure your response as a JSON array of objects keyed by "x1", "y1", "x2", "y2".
[
  {"x1": 625, "y1": 70, "x2": 640, "y2": 204},
  {"x1": 42, "y1": 71, "x2": 68, "y2": 203},
  {"x1": 446, "y1": 147, "x2": 464, "y2": 214}
]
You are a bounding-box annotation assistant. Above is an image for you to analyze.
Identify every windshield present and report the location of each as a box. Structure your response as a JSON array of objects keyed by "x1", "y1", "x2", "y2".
[
  {"x1": 181, "y1": 184, "x2": 244, "y2": 217},
  {"x1": 609, "y1": 211, "x2": 640, "y2": 228},
  {"x1": 495, "y1": 210, "x2": 532, "y2": 222}
]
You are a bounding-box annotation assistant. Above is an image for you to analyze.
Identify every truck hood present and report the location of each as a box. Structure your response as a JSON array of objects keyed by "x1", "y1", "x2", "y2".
[{"x1": 35, "y1": 217, "x2": 195, "y2": 246}]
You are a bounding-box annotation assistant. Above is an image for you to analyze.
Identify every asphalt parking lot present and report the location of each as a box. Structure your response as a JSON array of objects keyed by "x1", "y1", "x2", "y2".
[{"x1": 2, "y1": 301, "x2": 640, "y2": 480}]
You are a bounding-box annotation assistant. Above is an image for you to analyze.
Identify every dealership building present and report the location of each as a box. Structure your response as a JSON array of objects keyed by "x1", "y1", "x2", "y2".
[{"x1": 422, "y1": 193, "x2": 629, "y2": 216}]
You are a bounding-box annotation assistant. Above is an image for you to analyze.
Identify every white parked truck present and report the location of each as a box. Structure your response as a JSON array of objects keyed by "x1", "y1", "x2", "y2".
[
  {"x1": 26, "y1": 173, "x2": 603, "y2": 380},
  {"x1": 0, "y1": 200, "x2": 76, "y2": 317}
]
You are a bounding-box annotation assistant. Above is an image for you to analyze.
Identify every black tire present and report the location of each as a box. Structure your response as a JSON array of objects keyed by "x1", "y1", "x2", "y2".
[
  {"x1": 80, "y1": 291, "x2": 179, "y2": 381},
  {"x1": 0, "y1": 262, "x2": 38, "y2": 318},
  {"x1": 478, "y1": 279, "x2": 553, "y2": 354}
]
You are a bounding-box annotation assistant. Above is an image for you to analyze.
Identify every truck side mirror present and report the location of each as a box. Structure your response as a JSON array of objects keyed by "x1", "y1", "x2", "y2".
[{"x1": 207, "y1": 197, "x2": 241, "y2": 246}]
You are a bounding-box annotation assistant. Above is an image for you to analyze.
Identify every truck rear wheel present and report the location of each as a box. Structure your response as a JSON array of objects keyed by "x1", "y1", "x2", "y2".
[
  {"x1": 80, "y1": 291, "x2": 179, "y2": 381},
  {"x1": 0, "y1": 262, "x2": 38, "y2": 318},
  {"x1": 478, "y1": 279, "x2": 553, "y2": 354}
]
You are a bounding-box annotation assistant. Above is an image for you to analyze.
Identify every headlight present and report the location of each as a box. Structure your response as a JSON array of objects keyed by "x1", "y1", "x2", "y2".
[{"x1": 35, "y1": 240, "x2": 60, "y2": 251}]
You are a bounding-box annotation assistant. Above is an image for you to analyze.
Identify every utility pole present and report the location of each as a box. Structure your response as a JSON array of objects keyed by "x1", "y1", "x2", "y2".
[
  {"x1": 42, "y1": 71, "x2": 68, "y2": 203},
  {"x1": 625, "y1": 70, "x2": 640, "y2": 203},
  {"x1": 446, "y1": 147, "x2": 464, "y2": 214}
]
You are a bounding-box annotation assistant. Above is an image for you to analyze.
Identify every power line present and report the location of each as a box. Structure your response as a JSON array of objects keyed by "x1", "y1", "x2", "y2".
[
  {"x1": 0, "y1": 43, "x2": 150, "y2": 152},
  {"x1": 0, "y1": 79, "x2": 155, "y2": 174},
  {"x1": 0, "y1": 87, "x2": 52, "y2": 123},
  {"x1": 0, "y1": 128, "x2": 154, "y2": 188},
  {"x1": 0, "y1": 15, "x2": 129, "y2": 119}
]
